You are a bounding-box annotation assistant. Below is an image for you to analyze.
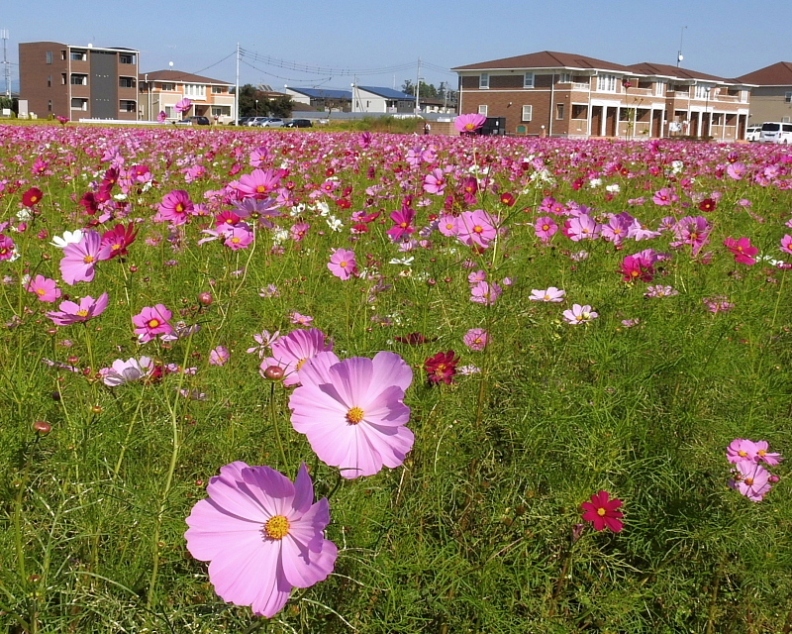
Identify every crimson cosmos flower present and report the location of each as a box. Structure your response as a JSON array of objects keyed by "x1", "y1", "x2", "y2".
[
  {"x1": 424, "y1": 350, "x2": 460, "y2": 385},
  {"x1": 581, "y1": 490, "x2": 624, "y2": 533}
]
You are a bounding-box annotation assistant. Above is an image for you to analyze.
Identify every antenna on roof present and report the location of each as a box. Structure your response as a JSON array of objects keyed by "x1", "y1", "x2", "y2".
[{"x1": 676, "y1": 26, "x2": 687, "y2": 68}]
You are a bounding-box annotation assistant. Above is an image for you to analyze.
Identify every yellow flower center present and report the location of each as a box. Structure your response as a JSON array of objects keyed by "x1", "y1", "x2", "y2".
[
  {"x1": 346, "y1": 406, "x2": 365, "y2": 424},
  {"x1": 738, "y1": 450, "x2": 748, "y2": 457},
  {"x1": 744, "y1": 477, "x2": 754, "y2": 486},
  {"x1": 464, "y1": 123, "x2": 475, "y2": 131},
  {"x1": 597, "y1": 508, "x2": 607, "y2": 516},
  {"x1": 758, "y1": 450, "x2": 767, "y2": 457},
  {"x1": 296, "y1": 358, "x2": 308, "y2": 371},
  {"x1": 257, "y1": 185, "x2": 267, "y2": 193},
  {"x1": 83, "y1": 255, "x2": 95, "y2": 264},
  {"x1": 473, "y1": 225, "x2": 483, "y2": 234},
  {"x1": 36, "y1": 288, "x2": 46, "y2": 296},
  {"x1": 77, "y1": 309, "x2": 89, "y2": 317},
  {"x1": 264, "y1": 515, "x2": 290, "y2": 540},
  {"x1": 148, "y1": 319, "x2": 160, "y2": 328}
]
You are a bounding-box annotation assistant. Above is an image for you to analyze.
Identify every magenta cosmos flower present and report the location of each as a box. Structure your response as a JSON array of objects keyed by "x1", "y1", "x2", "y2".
[
  {"x1": 174, "y1": 97, "x2": 192, "y2": 114},
  {"x1": 261, "y1": 328, "x2": 333, "y2": 387},
  {"x1": 185, "y1": 462, "x2": 338, "y2": 618},
  {"x1": 727, "y1": 439, "x2": 783, "y2": 466},
  {"x1": 132, "y1": 304, "x2": 174, "y2": 343},
  {"x1": 581, "y1": 490, "x2": 624, "y2": 532},
  {"x1": 27, "y1": 275, "x2": 62, "y2": 303},
  {"x1": 60, "y1": 230, "x2": 103, "y2": 285},
  {"x1": 155, "y1": 190, "x2": 194, "y2": 226},
  {"x1": 456, "y1": 209, "x2": 498, "y2": 249},
  {"x1": 455, "y1": 112, "x2": 487, "y2": 134},
  {"x1": 730, "y1": 461, "x2": 773, "y2": 502},
  {"x1": 723, "y1": 236, "x2": 759, "y2": 265},
  {"x1": 327, "y1": 248, "x2": 358, "y2": 280},
  {"x1": 289, "y1": 351, "x2": 414, "y2": 479},
  {"x1": 463, "y1": 328, "x2": 489, "y2": 351},
  {"x1": 46, "y1": 293, "x2": 109, "y2": 326},
  {"x1": 470, "y1": 280, "x2": 502, "y2": 306}
]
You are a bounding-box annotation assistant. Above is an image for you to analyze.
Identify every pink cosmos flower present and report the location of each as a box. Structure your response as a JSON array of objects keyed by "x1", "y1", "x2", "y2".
[
  {"x1": 100, "y1": 357, "x2": 155, "y2": 386},
  {"x1": 387, "y1": 206, "x2": 416, "y2": 242},
  {"x1": 185, "y1": 462, "x2": 337, "y2": 618},
  {"x1": 620, "y1": 253, "x2": 655, "y2": 283},
  {"x1": 730, "y1": 461, "x2": 772, "y2": 502},
  {"x1": 581, "y1": 491, "x2": 624, "y2": 532},
  {"x1": 781, "y1": 235, "x2": 792, "y2": 256},
  {"x1": 529, "y1": 287, "x2": 565, "y2": 302},
  {"x1": 437, "y1": 214, "x2": 458, "y2": 238},
  {"x1": 456, "y1": 209, "x2": 498, "y2": 249},
  {"x1": 564, "y1": 215, "x2": 601, "y2": 242},
  {"x1": 247, "y1": 330, "x2": 281, "y2": 358},
  {"x1": 328, "y1": 248, "x2": 358, "y2": 280},
  {"x1": 652, "y1": 187, "x2": 678, "y2": 206},
  {"x1": 470, "y1": 280, "x2": 502, "y2": 306},
  {"x1": 704, "y1": 296, "x2": 734, "y2": 314},
  {"x1": 99, "y1": 223, "x2": 138, "y2": 260},
  {"x1": 157, "y1": 110, "x2": 167, "y2": 123},
  {"x1": 209, "y1": 346, "x2": 231, "y2": 366},
  {"x1": 455, "y1": 112, "x2": 487, "y2": 134},
  {"x1": 60, "y1": 230, "x2": 103, "y2": 285},
  {"x1": 0, "y1": 234, "x2": 17, "y2": 261},
  {"x1": 290, "y1": 311, "x2": 314, "y2": 326},
  {"x1": 468, "y1": 270, "x2": 487, "y2": 284},
  {"x1": 289, "y1": 351, "x2": 414, "y2": 479},
  {"x1": 423, "y1": 168, "x2": 447, "y2": 195},
  {"x1": 534, "y1": 216, "x2": 558, "y2": 243},
  {"x1": 261, "y1": 328, "x2": 333, "y2": 387},
  {"x1": 563, "y1": 304, "x2": 598, "y2": 325},
  {"x1": 132, "y1": 304, "x2": 175, "y2": 343},
  {"x1": 236, "y1": 169, "x2": 282, "y2": 200},
  {"x1": 644, "y1": 285, "x2": 678, "y2": 298},
  {"x1": 223, "y1": 224, "x2": 254, "y2": 250},
  {"x1": 463, "y1": 328, "x2": 489, "y2": 351},
  {"x1": 174, "y1": 98, "x2": 192, "y2": 114},
  {"x1": 27, "y1": 275, "x2": 62, "y2": 303},
  {"x1": 156, "y1": 190, "x2": 194, "y2": 226},
  {"x1": 46, "y1": 293, "x2": 109, "y2": 326},
  {"x1": 727, "y1": 439, "x2": 783, "y2": 466},
  {"x1": 724, "y1": 236, "x2": 759, "y2": 265}
]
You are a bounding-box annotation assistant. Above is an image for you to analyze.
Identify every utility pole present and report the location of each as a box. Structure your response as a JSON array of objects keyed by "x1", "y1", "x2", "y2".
[
  {"x1": 1, "y1": 29, "x2": 10, "y2": 98},
  {"x1": 415, "y1": 58, "x2": 421, "y2": 114},
  {"x1": 676, "y1": 26, "x2": 687, "y2": 68},
  {"x1": 235, "y1": 42, "x2": 240, "y2": 125}
]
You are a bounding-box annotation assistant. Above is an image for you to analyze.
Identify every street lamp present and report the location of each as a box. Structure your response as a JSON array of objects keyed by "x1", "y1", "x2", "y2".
[
  {"x1": 704, "y1": 86, "x2": 711, "y2": 138},
  {"x1": 255, "y1": 99, "x2": 259, "y2": 116}
]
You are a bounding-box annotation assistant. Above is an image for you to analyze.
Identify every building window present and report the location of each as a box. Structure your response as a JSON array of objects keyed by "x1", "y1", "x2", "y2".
[
  {"x1": 783, "y1": 116, "x2": 791, "y2": 123},
  {"x1": 785, "y1": 92, "x2": 792, "y2": 103},
  {"x1": 120, "y1": 100, "x2": 137, "y2": 112},
  {"x1": 211, "y1": 86, "x2": 225, "y2": 94},
  {"x1": 71, "y1": 74, "x2": 88, "y2": 86},
  {"x1": 119, "y1": 54, "x2": 135, "y2": 64},
  {"x1": 557, "y1": 73, "x2": 571, "y2": 84},
  {"x1": 48, "y1": 100, "x2": 52, "y2": 112},
  {"x1": 61, "y1": 73, "x2": 67, "y2": 85},
  {"x1": 160, "y1": 83, "x2": 176, "y2": 91},
  {"x1": 478, "y1": 105, "x2": 488, "y2": 116},
  {"x1": 523, "y1": 72, "x2": 535, "y2": 88},
  {"x1": 60, "y1": 50, "x2": 66, "y2": 61},
  {"x1": 47, "y1": 76, "x2": 52, "y2": 87},
  {"x1": 165, "y1": 106, "x2": 175, "y2": 119},
  {"x1": 46, "y1": 51, "x2": 53, "y2": 64},
  {"x1": 556, "y1": 103, "x2": 565, "y2": 120},
  {"x1": 479, "y1": 73, "x2": 489, "y2": 89},
  {"x1": 71, "y1": 51, "x2": 87, "y2": 62},
  {"x1": 522, "y1": 105, "x2": 533, "y2": 122},
  {"x1": 119, "y1": 77, "x2": 136, "y2": 88},
  {"x1": 211, "y1": 106, "x2": 231, "y2": 116},
  {"x1": 70, "y1": 98, "x2": 88, "y2": 111},
  {"x1": 572, "y1": 104, "x2": 588, "y2": 119},
  {"x1": 694, "y1": 85, "x2": 712, "y2": 100},
  {"x1": 655, "y1": 82, "x2": 666, "y2": 96},
  {"x1": 184, "y1": 83, "x2": 206, "y2": 99},
  {"x1": 598, "y1": 75, "x2": 617, "y2": 92}
]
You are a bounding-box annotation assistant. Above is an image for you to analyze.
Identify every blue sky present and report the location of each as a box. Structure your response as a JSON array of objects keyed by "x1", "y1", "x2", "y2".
[{"x1": 3, "y1": 0, "x2": 790, "y2": 93}]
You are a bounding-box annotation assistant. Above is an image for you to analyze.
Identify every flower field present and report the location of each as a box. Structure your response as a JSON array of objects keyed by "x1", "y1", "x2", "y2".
[{"x1": 1, "y1": 122, "x2": 792, "y2": 633}]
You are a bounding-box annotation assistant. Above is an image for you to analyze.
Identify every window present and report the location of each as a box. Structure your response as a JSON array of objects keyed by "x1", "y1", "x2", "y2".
[
  {"x1": 557, "y1": 73, "x2": 571, "y2": 84},
  {"x1": 165, "y1": 106, "x2": 175, "y2": 119},
  {"x1": 46, "y1": 51, "x2": 53, "y2": 64},
  {"x1": 70, "y1": 98, "x2": 87, "y2": 111},
  {"x1": 785, "y1": 92, "x2": 792, "y2": 103},
  {"x1": 70, "y1": 74, "x2": 87, "y2": 85},
  {"x1": 655, "y1": 82, "x2": 666, "y2": 96},
  {"x1": 211, "y1": 86, "x2": 225, "y2": 94},
  {"x1": 523, "y1": 72, "x2": 535, "y2": 88},
  {"x1": 119, "y1": 54, "x2": 135, "y2": 64},
  {"x1": 61, "y1": 73, "x2": 67, "y2": 85},
  {"x1": 60, "y1": 50, "x2": 66, "y2": 61},
  {"x1": 556, "y1": 103, "x2": 565, "y2": 120},
  {"x1": 478, "y1": 104, "x2": 488, "y2": 116},
  {"x1": 522, "y1": 105, "x2": 533, "y2": 122},
  {"x1": 783, "y1": 117, "x2": 791, "y2": 124},
  {"x1": 120, "y1": 100, "x2": 137, "y2": 112},
  {"x1": 694, "y1": 85, "x2": 712, "y2": 100},
  {"x1": 71, "y1": 51, "x2": 87, "y2": 62},
  {"x1": 119, "y1": 77, "x2": 136, "y2": 88},
  {"x1": 48, "y1": 100, "x2": 52, "y2": 112},
  {"x1": 47, "y1": 76, "x2": 52, "y2": 87},
  {"x1": 572, "y1": 104, "x2": 587, "y2": 119},
  {"x1": 184, "y1": 83, "x2": 206, "y2": 99},
  {"x1": 598, "y1": 74, "x2": 617, "y2": 92},
  {"x1": 479, "y1": 73, "x2": 489, "y2": 89},
  {"x1": 160, "y1": 83, "x2": 176, "y2": 91},
  {"x1": 212, "y1": 106, "x2": 231, "y2": 116}
]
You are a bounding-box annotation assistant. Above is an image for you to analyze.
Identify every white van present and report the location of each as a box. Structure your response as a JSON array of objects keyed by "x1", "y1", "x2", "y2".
[{"x1": 759, "y1": 122, "x2": 792, "y2": 144}]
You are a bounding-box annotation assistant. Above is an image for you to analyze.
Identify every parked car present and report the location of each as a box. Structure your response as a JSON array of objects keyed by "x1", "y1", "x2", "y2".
[
  {"x1": 745, "y1": 125, "x2": 762, "y2": 142},
  {"x1": 230, "y1": 117, "x2": 254, "y2": 126},
  {"x1": 284, "y1": 118, "x2": 313, "y2": 128},
  {"x1": 259, "y1": 118, "x2": 284, "y2": 128},
  {"x1": 176, "y1": 116, "x2": 211, "y2": 126},
  {"x1": 758, "y1": 122, "x2": 792, "y2": 144},
  {"x1": 246, "y1": 117, "x2": 269, "y2": 127}
]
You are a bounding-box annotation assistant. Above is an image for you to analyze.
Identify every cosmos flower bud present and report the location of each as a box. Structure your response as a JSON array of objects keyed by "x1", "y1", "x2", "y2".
[
  {"x1": 198, "y1": 291, "x2": 214, "y2": 306},
  {"x1": 263, "y1": 365, "x2": 285, "y2": 381},
  {"x1": 33, "y1": 420, "x2": 52, "y2": 434}
]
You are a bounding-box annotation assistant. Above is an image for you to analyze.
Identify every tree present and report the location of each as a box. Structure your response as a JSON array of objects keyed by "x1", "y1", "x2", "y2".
[
  {"x1": 234, "y1": 84, "x2": 293, "y2": 118},
  {"x1": 401, "y1": 80, "x2": 438, "y2": 99}
]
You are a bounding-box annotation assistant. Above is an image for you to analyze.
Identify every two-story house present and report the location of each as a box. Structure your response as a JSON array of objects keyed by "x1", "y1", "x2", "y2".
[
  {"x1": 351, "y1": 86, "x2": 415, "y2": 114},
  {"x1": 138, "y1": 70, "x2": 235, "y2": 123},
  {"x1": 735, "y1": 62, "x2": 792, "y2": 125},
  {"x1": 19, "y1": 41, "x2": 140, "y2": 120},
  {"x1": 453, "y1": 51, "x2": 751, "y2": 140}
]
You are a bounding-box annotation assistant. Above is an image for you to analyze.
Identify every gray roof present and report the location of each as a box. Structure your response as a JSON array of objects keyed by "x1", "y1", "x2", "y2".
[
  {"x1": 357, "y1": 86, "x2": 415, "y2": 100},
  {"x1": 288, "y1": 87, "x2": 352, "y2": 100}
]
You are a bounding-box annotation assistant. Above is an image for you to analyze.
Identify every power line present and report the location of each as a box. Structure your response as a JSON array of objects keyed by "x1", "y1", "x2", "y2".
[
  {"x1": 240, "y1": 59, "x2": 333, "y2": 85},
  {"x1": 189, "y1": 50, "x2": 236, "y2": 77},
  {"x1": 239, "y1": 47, "x2": 416, "y2": 77}
]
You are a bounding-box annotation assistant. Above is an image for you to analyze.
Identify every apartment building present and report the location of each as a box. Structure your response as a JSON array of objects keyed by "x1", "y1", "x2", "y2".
[
  {"x1": 19, "y1": 41, "x2": 139, "y2": 120},
  {"x1": 453, "y1": 51, "x2": 752, "y2": 140},
  {"x1": 735, "y1": 62, "x2": 792, "y2": 125},
  {"x1": 138, "y1": 70, "x2": 235, "y2": 123}
]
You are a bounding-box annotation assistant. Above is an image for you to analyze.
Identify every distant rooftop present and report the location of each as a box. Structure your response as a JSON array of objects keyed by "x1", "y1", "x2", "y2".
[
  {"x1": 139, "y1": 69, "x2": 232, "y2": 85},
  {"x1": 357, "y1": 86, "x2": 414, "y2": 100},
  {"x1": 286, "y1": 87, "x2": 352, "y2": 100},
  {"x1": 735, "y1": 61, "x2": 792, "y2": 86}
]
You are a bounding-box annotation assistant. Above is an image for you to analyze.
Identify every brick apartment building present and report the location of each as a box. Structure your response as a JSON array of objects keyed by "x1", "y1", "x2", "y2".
[
  {"x1": 735, "y1": 62, "x2": 792, "y2": 125},
  {"x1": 138, "y1": 69, "x2": 236, "y2": 123},
  {"x1": 19, "y1": 41, "x2": 140, "y2": 120},
  {"x1": 453, "y1": 51, "x2": 752, "y2": 140}
]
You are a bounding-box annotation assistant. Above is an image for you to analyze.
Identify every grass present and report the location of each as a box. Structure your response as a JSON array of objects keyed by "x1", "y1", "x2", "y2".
[{"x1": 1, "y1": 124, "x2": 792, "y2": 632}]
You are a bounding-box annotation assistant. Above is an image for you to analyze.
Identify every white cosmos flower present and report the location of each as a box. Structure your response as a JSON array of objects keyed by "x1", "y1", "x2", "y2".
[{"x1": 51, "y1": 230, "x2": 83, "y2": 249}]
